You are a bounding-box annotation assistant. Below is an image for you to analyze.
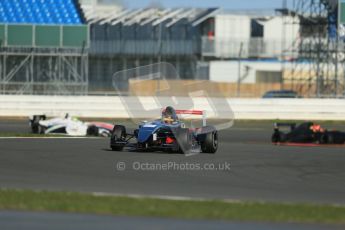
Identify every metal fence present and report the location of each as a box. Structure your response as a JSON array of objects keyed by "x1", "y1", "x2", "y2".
[
  {"x1": 89, "y1": 37, "x2": 286, "y2": 58},
  {"x1": 202, "y1": 37, "x2": 286, "y2": 58},
  {"x1": 89, "y1": 39, "x2": 198, "y2": 56}
]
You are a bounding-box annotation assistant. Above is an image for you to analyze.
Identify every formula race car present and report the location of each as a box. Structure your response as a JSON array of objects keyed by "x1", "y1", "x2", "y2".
[
  {"x1": 271, "y1": 122, "x2": 345, "y2": 144},
  {"x1": 29, "y1": 114, "x2": 113, "y2": 137},
  {"x1": 110, "y1": 106, "x2": 218, "y2": 154}
]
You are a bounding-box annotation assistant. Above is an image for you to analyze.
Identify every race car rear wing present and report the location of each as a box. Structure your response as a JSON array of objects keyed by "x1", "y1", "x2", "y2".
[
  {"x1": 175, "y1": 110, "x2": 207, "y2": 127},
  {"x1": 274, "y1": 122, "x2": 296, "y2": 131}
]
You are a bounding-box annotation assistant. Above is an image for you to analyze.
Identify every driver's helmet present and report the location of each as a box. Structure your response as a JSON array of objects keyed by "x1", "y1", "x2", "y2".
[
  {"x1": 162, "y1": 106, "x2": 178, "y2": 124},
  {"x1": 72, "y1": 116, "x2": 80, "y2": 122},
  {"x1": 310, "y1": 123, "x2": 325, "y2": 133}
]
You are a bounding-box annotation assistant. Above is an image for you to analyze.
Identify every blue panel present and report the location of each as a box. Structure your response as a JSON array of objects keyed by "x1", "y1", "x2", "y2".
[{"x1": 0, "y1": 0, "x2": 83, "y2": 25}]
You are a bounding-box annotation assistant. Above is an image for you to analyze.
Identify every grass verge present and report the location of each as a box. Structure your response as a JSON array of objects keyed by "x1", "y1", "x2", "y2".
[{"x1": 0, "y1": 189, "x2": 344, "y2": 224}]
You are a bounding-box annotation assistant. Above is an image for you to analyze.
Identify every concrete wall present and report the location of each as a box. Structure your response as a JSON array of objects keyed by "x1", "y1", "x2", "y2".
[
  {"x1": 128, "y1": 79, "x2": 283, "y2": 97},
  {"x1": 1, "y1": 95, "x2": 345, "y2": 120}
]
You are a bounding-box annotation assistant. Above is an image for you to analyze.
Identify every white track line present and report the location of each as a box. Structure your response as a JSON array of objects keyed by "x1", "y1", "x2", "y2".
[
  {"x1": 91, "y1": 192, "x2": 242, "y2": 203},
  {"x1": 91, "y1": 192, "x2": 345, "y2": 206}
]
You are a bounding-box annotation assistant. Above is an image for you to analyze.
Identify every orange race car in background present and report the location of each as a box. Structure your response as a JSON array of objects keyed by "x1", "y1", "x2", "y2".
[{"x1": 271, "y1": 122, "x2": 345, "y2": 145}]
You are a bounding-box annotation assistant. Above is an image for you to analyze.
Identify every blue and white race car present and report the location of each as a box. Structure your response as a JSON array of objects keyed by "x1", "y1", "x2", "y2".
[{"x1": 110, "y1": 106, "x2": 218, "y2": 154}]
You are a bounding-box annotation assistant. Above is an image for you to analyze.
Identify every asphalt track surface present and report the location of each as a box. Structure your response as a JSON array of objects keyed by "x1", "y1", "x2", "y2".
[
  {"x1": 0, "y1": 119, "x2": 345, "y2": 229},
  {"x1": 1, "y1": 119, "x2": 345, "y2": 204}
]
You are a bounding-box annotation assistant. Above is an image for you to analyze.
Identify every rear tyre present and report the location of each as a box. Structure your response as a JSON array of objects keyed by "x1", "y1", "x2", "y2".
[
  {"x1": 87, "y1": 125, "x2": 99, "y2": 136},
  {"x1": 111, "y1": 125, "x2": 126, "y2": 151},
  {"x1": 30, "y1": 115, "x2": 46, "y2": 134},
  {"x1": 323, "y1": 131, "x2": 345, "y2": 144},
  {"x1": 319, "y1": 133, "x2": 329, "y2": 144},
  {"x1": 38, "y1": 125, "x2": 46, "y2": 134},
  {"x1": 328, "y1": 133, "x2": 334, "y2": 144},
  {"x1": 201, "y1": 129, "x2": 218, "y2": 154},
  {"x1": 31, "y1": 123, "x2": 39, "y2": 134}
]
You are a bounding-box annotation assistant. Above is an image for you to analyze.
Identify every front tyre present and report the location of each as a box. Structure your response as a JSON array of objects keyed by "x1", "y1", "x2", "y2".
[
  {"x1": 271, "y1": 130, "x2": 287, "y2": 143},
  {"x1": 271, "y1": 131, "x2": 281, "y2": 143},
  {"x1": 110, "y1": 125, "x2": 126, "y2": 151}
]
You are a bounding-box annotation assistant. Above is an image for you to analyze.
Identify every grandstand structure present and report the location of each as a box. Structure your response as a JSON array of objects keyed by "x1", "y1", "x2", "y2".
[
  {"x1": 87, "y1": 7, "x2": 219, "y2": 92},
  {"x1": 283, "y1": 0, "x2": 345, "y2": 97},
  {"x1": 86, "y1": 6, "x2": 291, "y2": 92},
  {"x1": 0, "y1": 0, "x2": 344, "y2": 97},
  {"x1": 0, "y1": 0, "x2": 89, "y2": 95}
]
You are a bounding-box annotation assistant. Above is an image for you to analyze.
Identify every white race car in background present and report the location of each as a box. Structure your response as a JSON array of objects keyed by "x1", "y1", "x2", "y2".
[{"x1": 29, "y1": 114, "x2": 113, "y2": 137}]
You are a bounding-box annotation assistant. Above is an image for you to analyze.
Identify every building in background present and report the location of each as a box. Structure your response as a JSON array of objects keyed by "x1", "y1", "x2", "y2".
[
  {"x1": 86, "y1": 7, "x2": 296, "y2": 92},
  {"x1": 0, "y1": 0, "x2": 343, "y2": 97}
]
